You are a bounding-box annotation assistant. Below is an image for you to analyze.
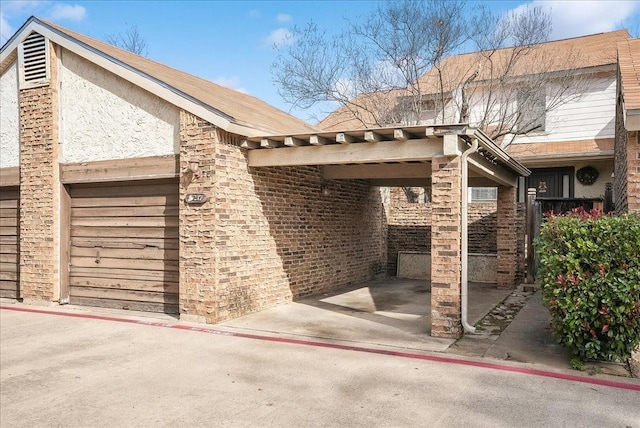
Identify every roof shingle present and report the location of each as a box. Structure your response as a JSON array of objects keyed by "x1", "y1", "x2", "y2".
[{"x1": 41, "y1": 19, "x2": 317, "y2": 136}]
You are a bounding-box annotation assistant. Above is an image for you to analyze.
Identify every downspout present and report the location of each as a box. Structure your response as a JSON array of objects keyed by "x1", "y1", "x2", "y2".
[{"x1": 461, "y1": 138, "x2": 479, "y2": 334}]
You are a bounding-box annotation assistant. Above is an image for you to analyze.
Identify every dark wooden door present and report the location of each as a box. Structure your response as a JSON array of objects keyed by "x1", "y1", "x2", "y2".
[{"x1": 526, "y1": 167, "x2": 574, "y2": 198}]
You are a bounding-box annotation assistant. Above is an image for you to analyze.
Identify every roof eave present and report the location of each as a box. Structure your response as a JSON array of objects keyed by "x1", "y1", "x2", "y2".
[{"x1": 1, "y1": 17, "x2": 269, "y2": 138}]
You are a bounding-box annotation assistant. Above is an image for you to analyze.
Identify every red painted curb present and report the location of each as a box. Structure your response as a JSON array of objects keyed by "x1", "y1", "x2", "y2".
[{"x1": 2, "y1": 305, "x2": 639, "y2": 392}]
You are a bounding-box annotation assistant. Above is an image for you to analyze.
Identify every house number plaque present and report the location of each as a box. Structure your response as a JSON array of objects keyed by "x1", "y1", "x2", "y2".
[{"x1": 185, "y1": 193, "x2": 209, "y2": 204}]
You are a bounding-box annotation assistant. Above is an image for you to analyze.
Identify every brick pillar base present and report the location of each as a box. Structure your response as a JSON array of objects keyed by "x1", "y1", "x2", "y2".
[
  {"x1": 430, "y1": 155, "x2": 462, "y2": 339},
  {"x1": 497, "y1": 185, "x2": 517, "y2": 288}
]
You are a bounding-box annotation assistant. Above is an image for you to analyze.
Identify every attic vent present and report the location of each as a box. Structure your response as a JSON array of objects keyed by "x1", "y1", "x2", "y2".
[{"x1": 18, "y1": 32, "x2": 50, "y2": 88}]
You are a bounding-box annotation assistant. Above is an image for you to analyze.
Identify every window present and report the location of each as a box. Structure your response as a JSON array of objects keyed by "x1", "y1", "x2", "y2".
[
  {"x1": 517, "y1": 88, "x2": 545, "y2": 133},
  {"x1": 468, "y1": 187, "x2": 497, "y2": 202}
]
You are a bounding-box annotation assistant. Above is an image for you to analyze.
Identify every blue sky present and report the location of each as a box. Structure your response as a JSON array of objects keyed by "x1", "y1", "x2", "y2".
[{"x1": 2, "y1": 0, "x2": 640, "y2": 124}]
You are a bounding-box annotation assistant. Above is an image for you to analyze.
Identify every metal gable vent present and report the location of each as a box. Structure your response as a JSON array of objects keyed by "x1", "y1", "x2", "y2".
[{"x1": 18, "y1": 32, "x2": 50, "y2": 88}]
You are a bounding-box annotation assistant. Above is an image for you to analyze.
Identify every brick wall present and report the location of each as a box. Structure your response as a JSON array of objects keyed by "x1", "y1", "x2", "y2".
[
  {"x1": 387, "y1": 186, "x2": 500, "y2": 275},
  {"x1": 179, "y1": 112, "x2": 387, "y2": 323},
  {"x1": 387, "y1": 199, "x2": 431, "y2": 275},
  {"x1": 615, "y1": 129, "x2": 640, "y2": 215},
  {"x1": 496, "y1": 186, "x2": 517, "y2": 288},
  {"x1": 387, "y1": 187, "x2": 526, "y2": 286},
  {"x1": 18, "y1": 42, "x2": 60, "y2": 303},
  {"x1": 614, "y1": 83, "x2": 630, "y2": 214},
  {"x1": 628, "y1": 134, "x2": 640, "y2": 213}
]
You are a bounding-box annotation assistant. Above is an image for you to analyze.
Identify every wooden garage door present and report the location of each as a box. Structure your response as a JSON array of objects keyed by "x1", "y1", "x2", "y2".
[
  {"x1": 0, "y1": 187, "x2": 19, "y2": 299},
  {"x1": 69, "y1": 179, "x2": 179, "y2": 313}
]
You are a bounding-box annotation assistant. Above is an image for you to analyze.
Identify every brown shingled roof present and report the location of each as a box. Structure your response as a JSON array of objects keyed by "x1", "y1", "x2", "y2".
[
  {"x1": 618, "y1": 38, "x2": 640, "y2": 110},
  {"x1": 41, "y1": 19, "x2": 317, "y2": 136}
]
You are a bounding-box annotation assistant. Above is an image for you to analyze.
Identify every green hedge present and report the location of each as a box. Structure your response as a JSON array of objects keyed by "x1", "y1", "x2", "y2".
[{"x1": 535, "y1": 208, "x2": 640, "y2": 361}]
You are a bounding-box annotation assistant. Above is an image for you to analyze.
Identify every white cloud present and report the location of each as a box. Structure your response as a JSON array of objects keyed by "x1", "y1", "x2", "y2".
[
  {"x1": 512, "y1": 0, "x2": 640, "y2": 40},
  {"x1": 262, "y1": 28, "x2": 293, "y2": 47},
  {"x1": 48, "y1": 3, "x2": 87, "y2": 21},
  {"x1": 1, "y1": 12, "x2": 16, "y2": 45},
  {"x1": 0, "y1": 0, "x2": 49, "y2": 15},
  {"x1": 276, "y1": 13, "x2": 292, "y2": 23},
  {"x1": 213, "y1": 76, "x2": 248, "y2": 94}
]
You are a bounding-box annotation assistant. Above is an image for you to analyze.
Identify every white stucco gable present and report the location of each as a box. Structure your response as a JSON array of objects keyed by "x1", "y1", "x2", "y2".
[
  {"x1": 59, "y1": 49, "x2": 179, "y2": 163},
  {"x1": 0, "y1": 61, "x2": 20, "y2": 168}
]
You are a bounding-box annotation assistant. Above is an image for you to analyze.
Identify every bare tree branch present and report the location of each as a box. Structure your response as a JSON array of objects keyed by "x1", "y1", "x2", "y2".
[{"x1": 105, "y1": 24, "x2": 149, "y2": 57}]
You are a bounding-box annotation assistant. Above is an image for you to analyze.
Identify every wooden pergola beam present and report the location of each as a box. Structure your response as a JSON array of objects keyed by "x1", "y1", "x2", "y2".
[
  {"x1": 324, "y1": 163, "x2": 431, "y2": 180},
  {"x1": 248, "y1": 139, "x2": 443, "y2": 167},
  {"x1": 468, "y1": 152, "x2": 518, "y2": 187}
]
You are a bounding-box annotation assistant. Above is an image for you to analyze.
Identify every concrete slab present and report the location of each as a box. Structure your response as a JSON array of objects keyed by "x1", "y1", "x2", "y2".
[
  {"x1": 221, "y1": 278, "x2": 511, "y2": 353},
  {"x1": 3, "y1": 308, "x2": 639, "y2": 427},
  {"x1": 484, "y1": 291, "x2": 573, "y2": 369}
]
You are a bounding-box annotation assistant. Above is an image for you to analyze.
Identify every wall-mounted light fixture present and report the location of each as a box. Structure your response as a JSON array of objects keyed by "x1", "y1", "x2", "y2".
[{"x1": 187, "y1": 160, "x2": 201, "y2": 179}]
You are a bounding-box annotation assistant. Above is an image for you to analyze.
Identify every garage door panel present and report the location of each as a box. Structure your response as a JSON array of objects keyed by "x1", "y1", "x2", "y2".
[
  {"x1": 71, "y1": 255, "x2": 179, "y2": 271},
  {"x1": 71, "y1": 267, "x2": 179, "y2": 282},
  {"x1": 70, "y1": 276, "x2": 178, "y2": 293},
  {"x1": 0, "y1": 188, "x2": 19, "y2": 299},
  {"x1": 71, "y1": 195, "x2": 180, "y2": 208},
  {"x1": 71, "y1": 246, "x2": 179, "y2": 261},
  {"x1": 71, "y1": 237, "x2": 178, "y2": 250},
  {"x1": 0, "y1": 199, "x2": 18, "y2": 209},
  {"x1": 0, "y1": 265, "x2": 18, "y2": 277},
  {"x1": 0, "y1": 243, "x2": 18, "y2": 253},
  {"x1": 71, "y1": 216, "x2": 178, "y2": 228},
  {"x1": 0, "y1": 217, "x2": 17, "y2": 227},
  {"x1": 70, "y1": 286, "x2": 177, "y2": 305},
  {"x1": 0, "y1": 226, "x2": 19, "y2": 236},
  {"x1": 69, "y1": 180, "x2": 179, "y2": 314},
  {"x1": 0, "y1": 281, "x2": 19, "y2": 298},
  {"x1": 69, "y1": 297, "x2": 178, "y2": 314},
  {"x1": 71, "y1": 226, "x2": 178, "y2": 239},
  {"x1": 72, "y1": 205, "x2": 179, "y2": 218},
  {"x1": 0, "y1": 253, "x2": 17, "y2": 264},
  {"x1": 70, "y1": 183, "x2": 178, "y2": 198}
]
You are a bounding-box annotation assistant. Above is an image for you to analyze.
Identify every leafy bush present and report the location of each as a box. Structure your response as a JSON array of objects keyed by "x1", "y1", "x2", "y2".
[{"x1": 535, "y1": 208, "x2": 640, "y2": 361}]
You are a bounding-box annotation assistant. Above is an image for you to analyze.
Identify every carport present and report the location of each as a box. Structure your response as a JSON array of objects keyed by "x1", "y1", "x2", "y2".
[{"x1": 242, "y1": 124, "x2": 530, "y2": 339}]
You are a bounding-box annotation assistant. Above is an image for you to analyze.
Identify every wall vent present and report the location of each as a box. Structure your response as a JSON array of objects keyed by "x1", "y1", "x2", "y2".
[{"x1": 18, "y1": 32, "x2": 50, "y2": 88}]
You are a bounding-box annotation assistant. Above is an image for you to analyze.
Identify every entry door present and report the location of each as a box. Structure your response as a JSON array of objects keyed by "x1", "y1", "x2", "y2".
[{"x1": 526, "y1": 167, "x2": 574, "y2": 198}]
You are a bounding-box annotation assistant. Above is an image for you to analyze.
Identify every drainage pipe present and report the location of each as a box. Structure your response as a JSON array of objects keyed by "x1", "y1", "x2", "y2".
[{"x1": 460, "y1": 138, "x2": 479, "y2": 334}]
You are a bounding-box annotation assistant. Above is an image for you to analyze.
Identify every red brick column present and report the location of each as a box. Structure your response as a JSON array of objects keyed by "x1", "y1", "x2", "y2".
[
  {"x1": 497, "y1": 185, "x2": 518, "y2": 288},
  {"x1": 178, "y1": 111, "x2": 218, "y2": 323},
  {"x1": 430, "y1": 155, "x2": 462, "y2": 338},
  {"x1": 18, "y1": 42, "x2": 61, "y2": 304}
]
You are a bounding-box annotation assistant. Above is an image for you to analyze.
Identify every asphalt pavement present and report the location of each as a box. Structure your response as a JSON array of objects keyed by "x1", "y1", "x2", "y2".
[{"x1": 1, "y1": 305, "x2": 638, "y2": 428}]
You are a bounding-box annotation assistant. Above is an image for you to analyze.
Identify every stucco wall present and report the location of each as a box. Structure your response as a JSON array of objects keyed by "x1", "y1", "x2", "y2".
[
  {"x1": 59, "y1": 49, "x2": 179, "y2": 163},
  {"x1": 574, "y1": 160, "x2": 614, "y2": 198},
  {"x1": 0, "y1": 61, "x2": 20, "y2": 168}
]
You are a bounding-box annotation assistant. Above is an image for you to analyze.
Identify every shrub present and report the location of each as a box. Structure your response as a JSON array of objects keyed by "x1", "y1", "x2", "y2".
[{"x1": 535, "y1": 208, "x2": 640, "y2": 362}]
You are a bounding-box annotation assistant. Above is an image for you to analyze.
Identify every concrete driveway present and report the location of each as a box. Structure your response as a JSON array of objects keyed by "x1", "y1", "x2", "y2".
[
  {"x1": 1, "y1": 304, "x2": 639, "y2": 428},
  {"x1": 221, "y1": 278, "x2": 512, "y2": 352}
]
